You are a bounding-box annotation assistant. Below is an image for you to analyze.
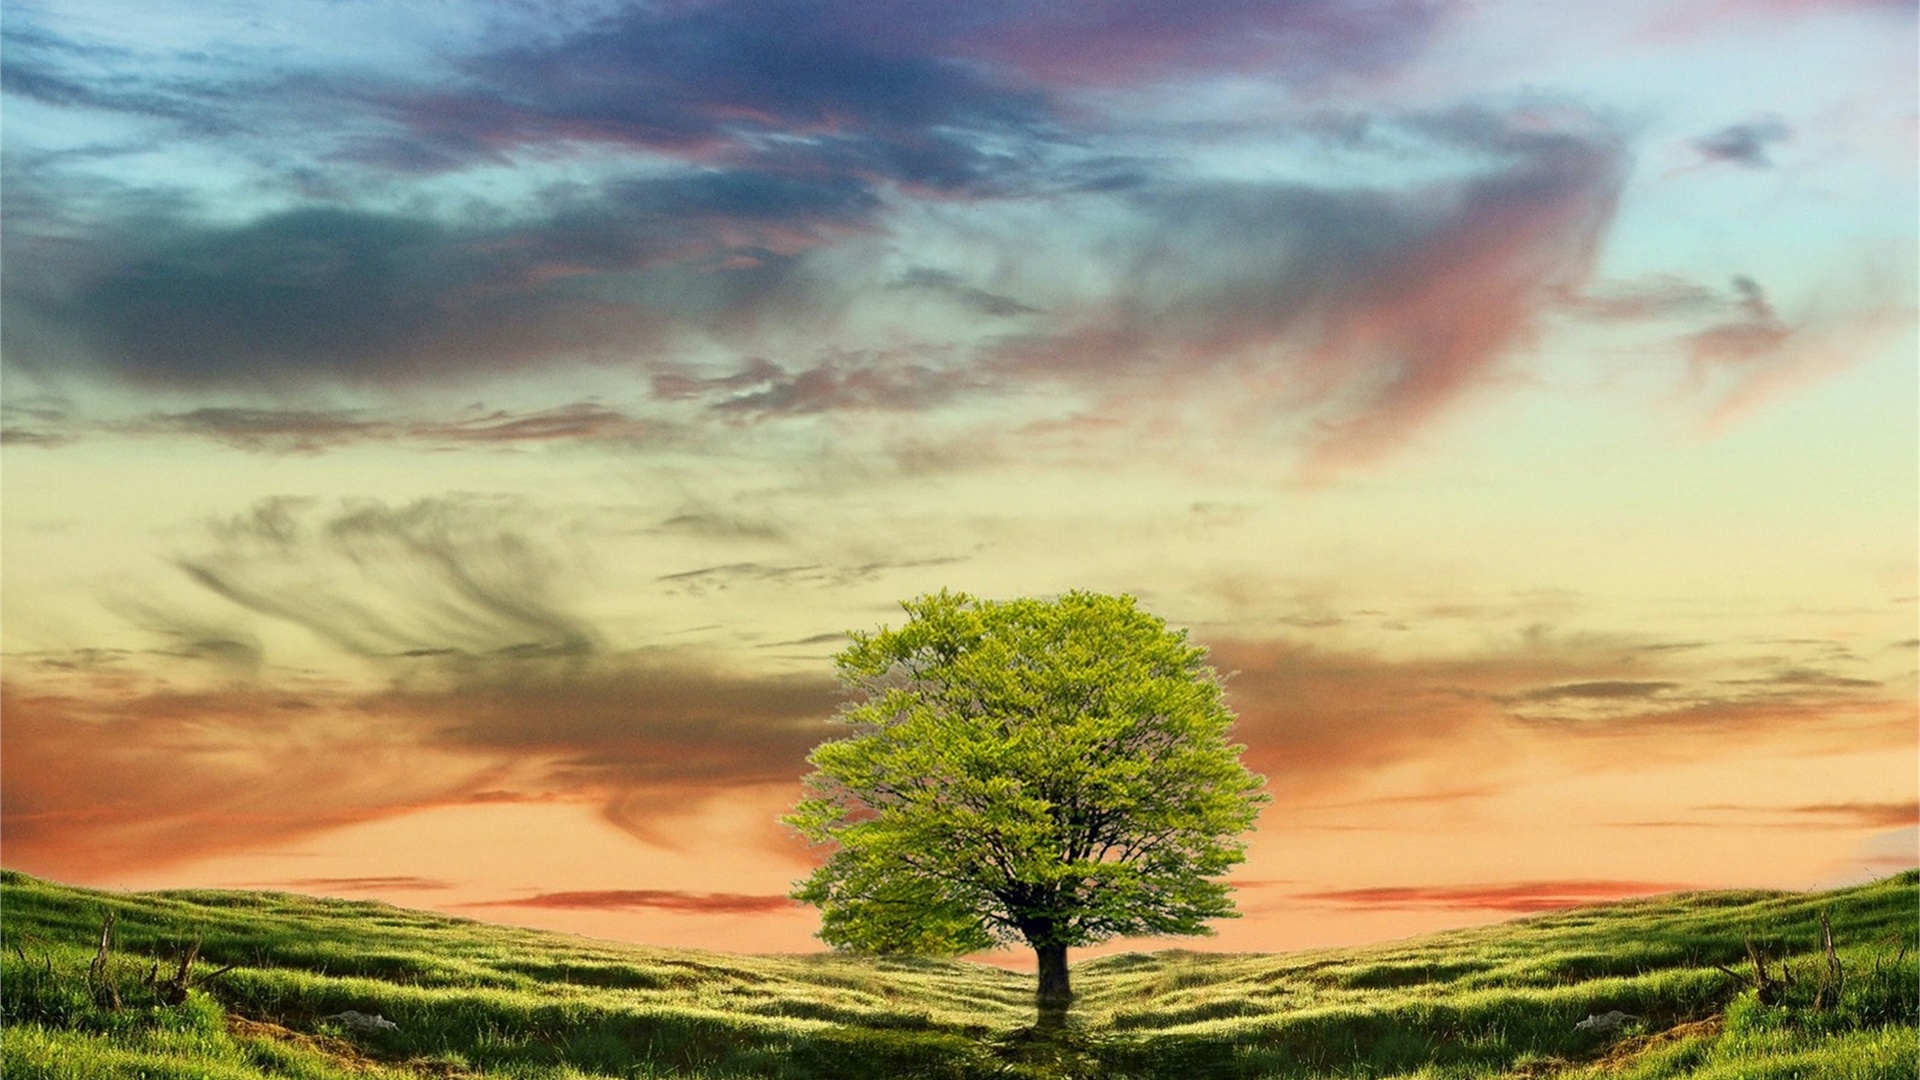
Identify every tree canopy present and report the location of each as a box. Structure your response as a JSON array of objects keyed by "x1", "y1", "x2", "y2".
[{"x1": 785, "y1": 590, "x2": 1268, "y2": 1010}]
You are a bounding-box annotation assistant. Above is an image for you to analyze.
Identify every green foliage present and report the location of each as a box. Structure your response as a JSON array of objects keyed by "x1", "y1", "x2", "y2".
[{"x1": 786, "y1": 591, "x2": 1269, "y2": 957}]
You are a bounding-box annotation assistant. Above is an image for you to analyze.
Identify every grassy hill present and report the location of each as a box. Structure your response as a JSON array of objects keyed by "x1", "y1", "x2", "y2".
[{"x1": 2, "y1": 868, "x2": 1914, "y2": 1079}]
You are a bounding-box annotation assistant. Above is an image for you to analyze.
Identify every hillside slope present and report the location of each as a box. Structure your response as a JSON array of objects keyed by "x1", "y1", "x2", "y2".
[{"x1": 2, "y1": 869, "x2": 1914, "y2": 1079}]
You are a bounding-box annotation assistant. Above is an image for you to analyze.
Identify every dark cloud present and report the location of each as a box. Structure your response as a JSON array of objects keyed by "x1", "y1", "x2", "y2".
[
  {"x1": 465, "y1": 889, "x2": 796, "y2": 915},
  {"x1": 0, "y1": 26, "x2": 247, "y2": 133},
  {"x1": 1729, "y1": 668, "x2": 1881, "y2": 689},
  {"x1": 136, "y1": 402, "x2": 670, "y2": 453},
  {"x1": 1690, "y1": 116, "x2": 1792, "y2": 168},
  {"x1": 1294, "y1": 879, "x2": 1693, "y2": 912},
  {"x1": 1515, "y1": 680, "x2": 1679, "y2": 702},
  {"x1": 1561, "y1": 275, "x2": 1727, "y2": 322},
  {"x1": 141, "y1": 407, "x2": 389, "y2": 453},
  {"x1": 0, "y1": 396, "x2": 78, "y2": 447},
  {"x1": 386, "y1": 1, "x2": 1052, "y2": 191},
  {"x1": 0, "y1": 427, "x2": 76, "y2": 448},
  {"x1": 3, "y1": 176, "x2": 861, "y2": 389}
]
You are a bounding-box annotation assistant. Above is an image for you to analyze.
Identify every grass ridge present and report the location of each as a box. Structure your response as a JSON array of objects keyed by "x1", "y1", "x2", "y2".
[{"x1": 3, "y1": 868, "x2": 1914, "y2": 1078}]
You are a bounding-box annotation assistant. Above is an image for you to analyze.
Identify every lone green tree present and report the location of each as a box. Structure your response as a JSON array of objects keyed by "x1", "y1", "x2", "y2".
[{"x1": 785, "y1": 591, "x2": 1268, "y2": 1019}]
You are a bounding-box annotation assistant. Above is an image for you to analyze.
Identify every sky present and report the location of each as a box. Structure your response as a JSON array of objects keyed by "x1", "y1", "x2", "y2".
[{"x1": 1, "y1": 0, "x2": 1916, "y2": 965}]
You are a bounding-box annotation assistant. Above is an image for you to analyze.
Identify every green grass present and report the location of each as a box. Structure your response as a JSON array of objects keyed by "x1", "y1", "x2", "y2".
[{"x1": 2, "y1": 868, "x2": 1913, "y2": 1078}]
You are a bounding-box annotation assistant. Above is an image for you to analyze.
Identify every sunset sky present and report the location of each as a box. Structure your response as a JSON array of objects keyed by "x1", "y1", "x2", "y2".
[{"x1": 2, "y1": 0, "x2": 1915, "y2": 965}]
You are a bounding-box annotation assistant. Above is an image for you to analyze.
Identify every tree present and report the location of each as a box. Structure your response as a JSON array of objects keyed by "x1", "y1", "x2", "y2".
[{"x1": 785, "y1": 590, "x2": 1268, "y2": 1019}]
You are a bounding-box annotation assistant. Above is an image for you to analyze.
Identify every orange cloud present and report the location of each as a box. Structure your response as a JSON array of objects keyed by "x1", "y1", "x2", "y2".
[
  {"x1": 1294, "y1": 879, "x2": 1696, "y2": 913},
  {"x1": 6, "y1": 619, "x2": 1908, "y2": 889},
  {"x1": 266, "y1": 876, "x2": 453, "y2": 892}
]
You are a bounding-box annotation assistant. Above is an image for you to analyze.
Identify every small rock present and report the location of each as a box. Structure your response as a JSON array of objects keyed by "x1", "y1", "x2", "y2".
[
  {"x1": 319, "y1": 1009, "x2": 399, "y2": 1032},
  {"x1": 1574, "y1": 1010, "x2": 1637, "y2": 1033}
]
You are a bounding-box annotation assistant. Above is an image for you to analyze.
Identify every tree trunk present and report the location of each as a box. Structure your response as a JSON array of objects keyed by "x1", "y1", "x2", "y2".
[{"x1": 1035, "y1": 942, "x2": 1071, "y2": 1027}]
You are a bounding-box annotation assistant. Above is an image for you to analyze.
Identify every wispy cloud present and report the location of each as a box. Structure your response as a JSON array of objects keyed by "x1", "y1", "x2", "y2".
[
  {"x1": 1692, "y1": 801, "x2": 1920, "y2": 829},
  {"x1": 0, "y1": 655, "x2": 839, "y2": 877},
  {"x1": 466, "y1": 889, "x2": 796, "y2": 915},
  {"x1": 1295, "y1": 879, "x2": 1695, "y2": 912},
  {"x1": 135, "y1": 403, "x2": 671, "y2": 453},
  {"x1": 656, "y1": 557, "x2": 964, "y2": 596},
  {"x1": 267, "y1": 876, "x2": 453, "y2": 892},
  {"x1": 176, "y1": 496, "x2": 600, "y2": 664}
]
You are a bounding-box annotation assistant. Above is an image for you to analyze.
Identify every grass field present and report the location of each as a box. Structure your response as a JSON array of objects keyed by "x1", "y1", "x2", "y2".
[{"x1": 2, "y1": 868, "x2": 1914, "y2": 1078}]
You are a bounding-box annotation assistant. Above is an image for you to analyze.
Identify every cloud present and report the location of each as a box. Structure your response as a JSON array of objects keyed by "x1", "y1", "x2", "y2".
[
  {"x1": 8, "y1": 613, "x2": 1910, "y2": 878},
  {"x1": 892, "y1": 267, "x2": 1043, "y2": 318},
  {"x1": 1690, "y1": 116, "x2": 1792, "y2": 168},
  {"x1": 375, "y1": 1, "x2": 1052, "y2": 190},
  {"x1": 135, "y1": 402, "x2": 670, "y2": 453},
  {"x1": 0, "y1": 653, "x2": 841, "y2": 877},
  {"x1": 5, "y1": 177, "x2": 869, "y2": 389},
  {"x1": 0, "y1": 396, "x2": 78, "y2": 447},
  {"x1": 1, "y1": 5, "x2": 1647, "y2": 480},
  {"x1": 949, "y1": 0, "x2": 1455, "y2": 88},
  {"x1": 1564, "y1": 272, "x2": 1905, "y2": 429},
  {"x1": 1793, "y1": 802, "x2": 1920, "y2": 829},
  {"x1": 655, "y1": 511, "x2": 787, "y2": 543},
  {"x1": 105, "y1": 599, "x2": 264, "y2": 674},
  {"x1": 656, "y1": 557, "x2": 965, "y2": 596},
  {"x1": 654, "y1": 355, "x2": 987, "y2": 418},
  {"x1": 465, "y1": 889, "x2": 796, "y2": 915},
  {"x1": 1514, "y1": 681, "x2": 1680, "y2": 702},
  {"x1": 377, "y1": 0, "x2": 1454, "y2": 182},
  {"x1": 0, "y1": 0, "x2": 1556, "y2": 482},
  {"x1": 1560, "y1": 275, "x2": 1728, "y2": 322},
  {"x1": 994, "y1": 104, "x2": 1627, "y2": 474},
  {"x1": 1688, "y1": 276, "x2": 1791, "y2": 368},
  {"x1": 176, "y1": 496, "x2": 600, "y2": 664},
  {"x1": 1641, "y1": 0, "x2": 1917, "y2": 40},
  {"x1": 0, "y1": 682, "x2": 507, "y2": 880},
  {"x1": 0, "y1": 25, "x2": 248, "y2": 133},
  {"x1": 269, "y1": 876, "x2": 454, "y2": 892},
  {"x1": 1210, "y1": 632, "x2": 1912, "y2": 796},
  {"x1": 1294, "y1": 879, "x2": 1695, "y2": 912},
  {"x1": 0, "y1": 427, "x2": 77, "y2": 448},
  {"x1": 1700, "y1": 801, "x2": 1920, "y2": 829}
]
